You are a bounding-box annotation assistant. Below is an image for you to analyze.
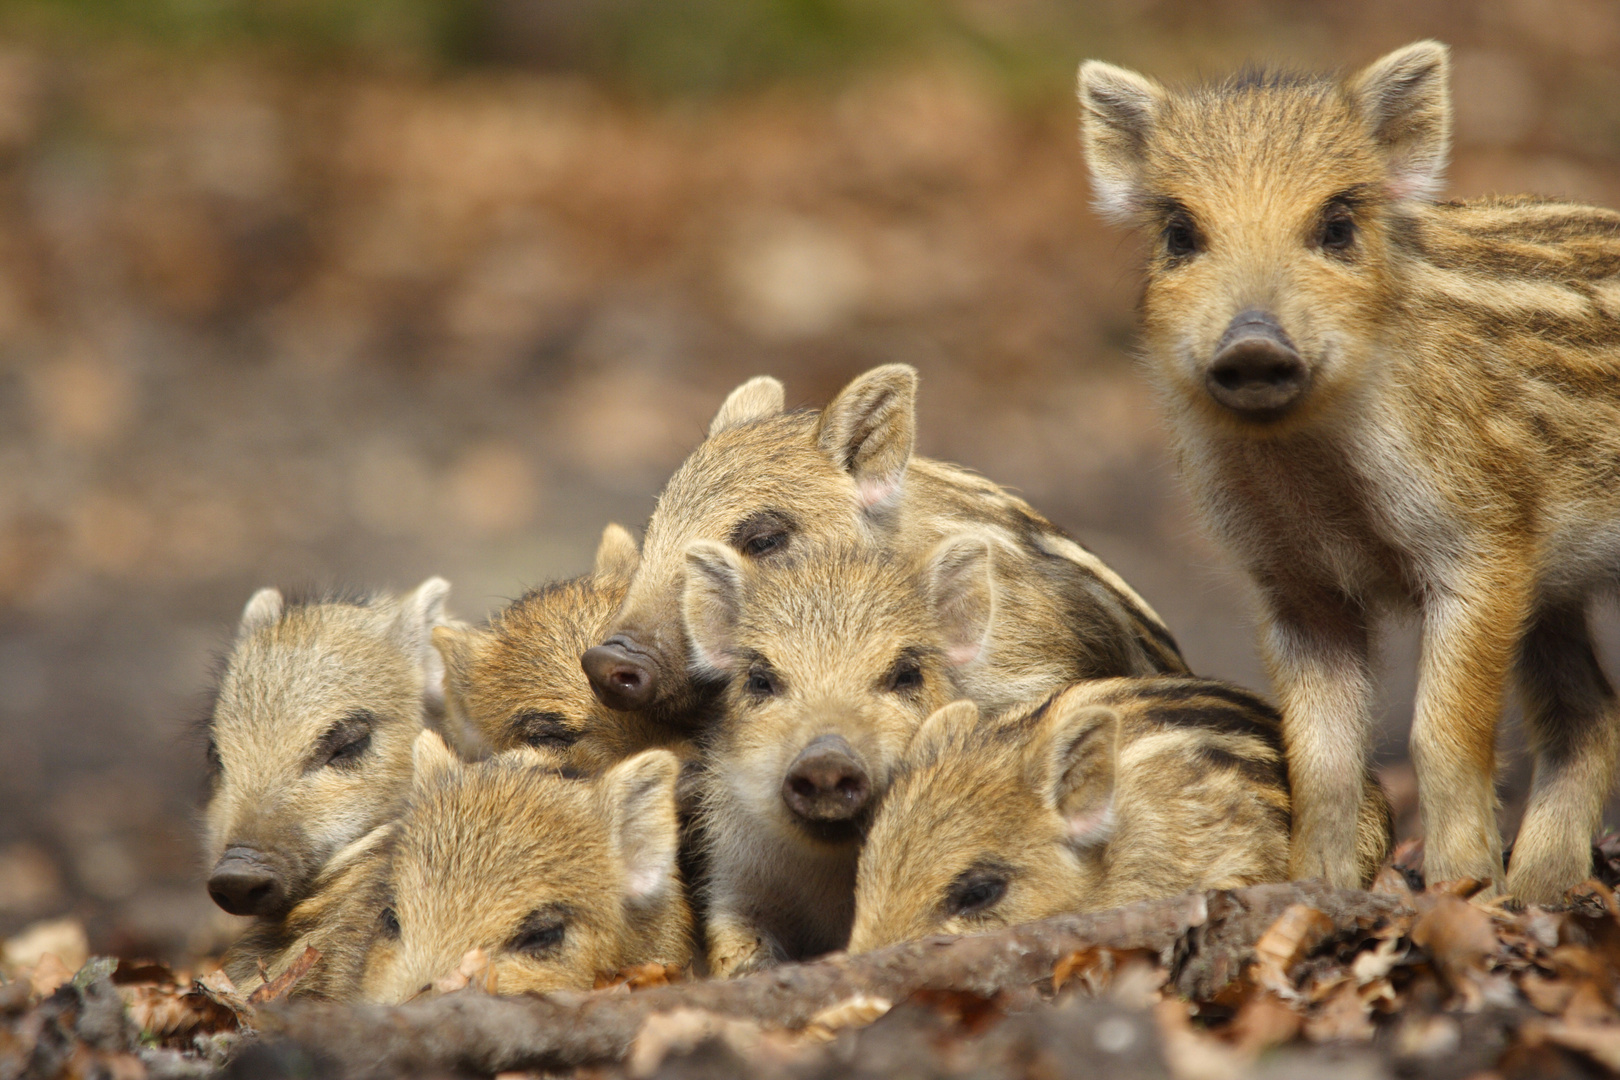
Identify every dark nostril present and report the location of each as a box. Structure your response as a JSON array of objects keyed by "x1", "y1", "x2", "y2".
[
  {"x1": 1212, "y1": 353, "x2": 1301, "y2": 391},
  {"x1": 582, "y1": 639, "x2": 659, "y2": 711},
  {"x1": 781, "y1": 735, "x2": 872, "y2": 823},
  {"x1": 207, "y1": 850, "x2": 289, "y2": 917},
  {"x1": 1205, "y1": 310, "x2": 1309, "y2": 420}
]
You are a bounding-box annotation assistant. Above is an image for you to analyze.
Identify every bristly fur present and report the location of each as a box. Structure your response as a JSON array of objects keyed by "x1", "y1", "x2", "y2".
[
  {"x1": 358, "y1": 742, "x2": 692, "y2": 1002},
  {"x1": 204, "y1": 578, "x2": 452, "y2": 951},
  {"x1": 598, "y1": 364, "x2": 1187, "y2": 731},
  {"x1": 434, "y1": 525, "x2": 693, "y2": 775},
  {"x1": 683, "y1": 539, "x2": 994, "y2": 977},
  {"x1": 1222, "y1": 66, "x2": 1326, "y2": 94},
  {"x1": 1080, "y1": 39, "x2": 1620, "y2": 903},
  {"x1": 849, "y1": 678, "x2": 1392, "y2": 953}
]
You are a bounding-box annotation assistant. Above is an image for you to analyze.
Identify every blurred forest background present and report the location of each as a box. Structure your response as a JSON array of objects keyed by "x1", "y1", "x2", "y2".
[{"x1": 1, "y1": 0, "x2": 1618, "y2": 963}]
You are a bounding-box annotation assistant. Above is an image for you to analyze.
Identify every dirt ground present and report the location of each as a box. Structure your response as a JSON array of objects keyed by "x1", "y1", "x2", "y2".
[{"x1": 1, "y1": 0, "x2": 1620, "y2": 969}]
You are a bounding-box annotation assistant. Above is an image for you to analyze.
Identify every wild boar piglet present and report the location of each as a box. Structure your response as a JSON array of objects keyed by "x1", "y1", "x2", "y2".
[
  {"x1": 359, "y1": 733, "x2": 692, "y2": 1003},
  {"x1": 203, "y1": 578, "x2": 452, "y2": 921},
  {"x1": 1079, "y1": 40, "x2": 1620, "y2": 901},
  {"x1": 222, "y1": 821, "x2": 394, "y2": 1001},
  {"x1": 850, "y1": 679, "x2": 1392, "y2": 953},
  {"x1": 584, "y1": 364, "x2": 1186, "y2": 731},
  {"x1": 434, "y1": 524, "x2": 691, "y2": 772},
  {"x1": 683, "y1": 534, "x2": 1005, "y2": 976}
]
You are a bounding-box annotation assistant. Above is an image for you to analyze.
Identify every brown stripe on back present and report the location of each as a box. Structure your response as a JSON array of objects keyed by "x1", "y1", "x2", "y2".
[{"x1": 1142, "y1": 703, "x2": 1288, "y2": 758}]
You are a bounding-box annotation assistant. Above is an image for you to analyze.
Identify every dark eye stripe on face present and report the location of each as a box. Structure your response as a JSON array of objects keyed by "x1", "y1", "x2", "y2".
[
  {"x1": 510, "y1": 710, "x2": 580, "y2": 750},
  {"x1": 307, "y1": 710, "x2": 376, "y2": 772},
  {"x1": 728, "y1": 509, "x2": 797, "y2": 558}
]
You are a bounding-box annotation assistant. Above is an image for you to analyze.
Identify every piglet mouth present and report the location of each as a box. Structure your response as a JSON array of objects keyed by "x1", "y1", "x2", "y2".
[{"x1": 787, "y1": 814, "x2": 871, "y2": 847}]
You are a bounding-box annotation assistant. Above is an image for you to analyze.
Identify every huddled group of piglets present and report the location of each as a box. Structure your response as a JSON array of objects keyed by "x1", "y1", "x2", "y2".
[{"x1": 200, "y1": 364, "x2": 1392, "y2": 1002}]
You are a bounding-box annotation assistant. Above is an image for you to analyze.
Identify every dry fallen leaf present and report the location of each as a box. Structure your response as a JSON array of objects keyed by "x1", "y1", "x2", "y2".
[
  {"x1": 1351, "y1": 933, "x2": 1407, "y2": 985},
  {"x1": 627, "y1": 1008, "x2": 766, "y2": 1078},
  {"x1": 249, "y1": 946, "x2": 320, "y2": 1004},
  {"x1": 1518, "y1": 972, "x2": 1575, "y2": 1016},
  {"x1": 1252, "y1": 904, "x2": 1334, "y2": 999},
  {"x1": 1303, "y1": 979, "x2": 1374, "y2": 1043},
  {"x1": 121, "y1": 964, "x2": 252, "y2": 1044},
  {"x1": 1155, "y1": 997, "x2": 1249, "y2": 1080},
  {"x1": 1227, "y1": 992, "x2": 1302, "y2": 1055},
  {"x1": 28, "y1": 953, "x2": 73, "y2": 998},
  {"x1": 1053, "y1": 946, "x2": 1158, "y2": 998},
  {"x1": 1412, "y1": 894, "x2": 1498, "y2": 1007},
  {"x1": 1392, "y1": 1013, "x2": 1460, "y2": 1059},
  {"x1": 1526, "y1": 1019, "x2": 1620, "y2": 1071},
  {"x1": 3, "y1": 917, "x2": 89, "y2": 972},
  {"x1": 596, "y1": 962, "x2": 683, "y2": 991},
  {"x1": 1560, "y1": 979, "x2": 1618, "y2": 1027},
  {"x1": 800, "y1": 993, "x2": 893, "y2": 1042}
]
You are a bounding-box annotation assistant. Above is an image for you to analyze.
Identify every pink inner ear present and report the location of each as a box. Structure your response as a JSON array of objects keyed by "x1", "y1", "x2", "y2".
[
  {"x1": 945, "y1": 642, "x2": 980, "y2": 666},
  {"x1": 856, "y1": 475, "x2": 901, "y2": 510},
  {"x1": 1065, "y1": 805, "x2": 1114, "y2": 845},
  {"x1": 692, "y1": 641, "x2": 735, "y2": 676},
  {"x1": 625, "y1": 858, "x2": 669, "y2": 901},
  {"x1": 1385, "y1": 167, "x2": 1443, "y2": 202}
]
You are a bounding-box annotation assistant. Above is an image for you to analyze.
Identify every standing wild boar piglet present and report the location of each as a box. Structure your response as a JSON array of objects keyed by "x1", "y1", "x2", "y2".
[
  {"x1": 433, "y1": 524, "x2": 690, "y2": 771},
  {"x1": 359, "y1": 733, "x2": 692, "y2": 1002},
  {"x1": 849, "y1": 679, "x2": 1392, "y2": 953},
  {"x1": 1079, "y1": 41, "x2": 1620, "y2": 901},
  {"x1": 583, "y1": 364, "x2": 1187, "y2": 731},
  {"x1": 203, "y1": 578, "x2": 452, "y2": 920},
  {"x1": 681, "y1": 534, "x2": 999, "y2": 976}
]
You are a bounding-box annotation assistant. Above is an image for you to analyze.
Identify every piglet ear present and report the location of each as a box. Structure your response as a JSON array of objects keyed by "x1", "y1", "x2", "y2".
[
  {"x1": 238, "y1": 587, "x2": 283, "y2": 638},
  {"x1": 593, "y1": 523, "x2": 641, "y2": 581},
  {"x1": 431, "y1": 624, "x2": 492, "y2": 758},
  {"x1": 906, "y1": 699, "x2": 980, "y2": 759},
  {"x1": 681, "y1": 541, "x2": 747, "y2": 677},
  {"x1": 816, "y1": 364, "x2": 916, "y2": 514},
  {"x1": 601, "y1": 749, "x2": 681, "y2": 905},
  {"x1": 411, "y1": 729, "x2": 461, "y2": 790},
  {"x1": 709, "y1": 375, "x2": 786, "y2": 437},
  {"x1": 1077, "y1": 59, "x2": 1167, "y2": 223},
  {"x1": 394, "y1": 577, "x2": 453, "y2": 708},
  {"x1": 924, "y1": 532, "x2": 995, "y2": 667},
  {"x1": 1348, "y1": 40, "x2": 1451, "y2": 201},
  {"x1": 1025, "y1": 691, "x2": 1120, "y2": 849}
]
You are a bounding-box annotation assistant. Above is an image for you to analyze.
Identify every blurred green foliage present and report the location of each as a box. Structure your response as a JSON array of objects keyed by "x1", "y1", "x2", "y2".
[
  {"x1": 550, "y1": 0, "x2": 1089, "y2": 99},
  {"x1": 2, "y1": 0, "x2": 484, "y2": 63},
  {"x1": 2, "y1": 0, "x2": 1093, "y2": 99}
]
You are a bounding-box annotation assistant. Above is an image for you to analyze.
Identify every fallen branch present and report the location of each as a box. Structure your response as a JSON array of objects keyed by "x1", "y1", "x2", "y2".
[{"x1": 252, "y1": 881, "x2": 1406, "y2": 1077}]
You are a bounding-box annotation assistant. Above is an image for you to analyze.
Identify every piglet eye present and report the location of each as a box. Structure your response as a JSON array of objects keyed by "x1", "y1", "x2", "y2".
[
  {"x1": 512, "y1": 710, "x2": 580, "y2": 752},
  {"x1": 1319, "y1": 208, "x2": 1356, "y2": 252},
  {"x1": 886, "y1": 658, "x2": 924, "y2": 694},
  {"x1": 742, "y1": 531, "x2": 787, "y2": 557},
  {"x1": 508, "y1": 910, "x2": 566, "y2": 957},
  {"x1": 729, "y1": 510, "x2": 796, "y2": 560},
  {"x1": 316, "y1": 711, "x2": 375, "y2": 771},
  {"x1": 745, "y1": 668, "x2": 778, "y2": 697},
  {"x1": 379, "y1": 906, "x2": 400, "y2": 939},
  {"x1": 205, "y1": 739, "x2": 223, "y2": 778},
  {"x1": 945, "y1": 867, "x2": 1008, "y2": 917},
  {"x1": 1164, "y1": 215, "x2": 1200, "y2": 259}
]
